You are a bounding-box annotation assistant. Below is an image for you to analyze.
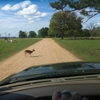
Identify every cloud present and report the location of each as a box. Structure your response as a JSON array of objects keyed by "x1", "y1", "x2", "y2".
[
  {"x1": 1, "y1": 0, "x2": 48, "y2": 23},
  {"x1": 97, "y1": 22, "x2": 100, "y2": 25},
  {"x1": 92, "y1": 22, "x2": 100, "y2": 27},
  {"x1": 29, "y1": 20, "x2": 34, "y2": 24},
  {"x1": 1, "y1": 0, "x2": 31, "y2": 11},
  {"x1": 16, "y1": 4, "x2": 37, "y2": 15},
  {"x1": 40, "y1": 0, "x2": 49, "y2": 1},
  {"x1": 16, "y1": 4, "x2": 47, "y2": 23},
  {"x1": 1, "y1": 4, "x2": 11, "y2": 11},
  {"x1": 0, "y1": 19, "x2": 3, "y2": 22},
  {"x1": 9, "y1": 25, "x2": 16, "y2": 29}
]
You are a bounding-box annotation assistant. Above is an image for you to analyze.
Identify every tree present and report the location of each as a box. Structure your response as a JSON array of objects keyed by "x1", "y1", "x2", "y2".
[
  {"x1": 96, "y1": 27, "x2": 100, "y2": 37},
  {"x1": 48, "y1": 29, "x2": 55, "y2": 37},
  {"x1": 87, "y1": 23, "x2": 97, "y2": 37},
  {"x1": 50, "y1": 0, "x2": 100, "y2": 23},
  {"x1": 38, "y1": 27, "x2": 49, "y2": 38},
  {"x1": 28, "y1": 31, "x2": 36, "y2": 38},
  {"x1": 19, "y1": 30, "x2": 27, "y2": 38},
  {"x1": 49, "y1": 11, "x2": 82, "y2": 39},
  {"x1": 82, "y1": 29, "x2": 90, "y2": 37}
]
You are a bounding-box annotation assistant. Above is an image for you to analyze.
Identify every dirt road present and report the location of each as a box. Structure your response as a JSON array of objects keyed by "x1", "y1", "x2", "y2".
[{"x1": 0, "y1": 38, "x2": 81, "y2": 81}]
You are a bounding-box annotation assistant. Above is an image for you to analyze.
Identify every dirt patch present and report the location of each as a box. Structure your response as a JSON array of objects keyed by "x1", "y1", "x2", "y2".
[{"x1": 0, "y1": 38, "x2": 81, "y2": 81}]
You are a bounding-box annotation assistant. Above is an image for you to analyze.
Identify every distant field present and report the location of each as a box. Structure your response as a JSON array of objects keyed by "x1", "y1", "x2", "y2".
[
  {"x1": 0, "y1": 38, "x2": 42, "y2": 61},
  {"x1": 54, "y1": 38, "x2": 100, "y2": 62}
]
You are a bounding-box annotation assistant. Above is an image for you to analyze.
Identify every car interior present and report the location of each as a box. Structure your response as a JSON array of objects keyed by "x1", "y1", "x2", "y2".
[{"x1": 0, "y1": 74, "x2": 100, "y2": 100}]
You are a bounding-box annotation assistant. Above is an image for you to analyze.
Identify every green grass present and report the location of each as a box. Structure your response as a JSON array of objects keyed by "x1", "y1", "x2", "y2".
[
  {"x1": 53, "y1": 38, "x2": 100, "y2": 62},
  {"x1": 0, "y1": 38, "x2": 42, "y2": 61}
]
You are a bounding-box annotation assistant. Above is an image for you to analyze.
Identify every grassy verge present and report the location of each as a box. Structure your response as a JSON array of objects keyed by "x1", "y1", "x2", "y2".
[
  {"x1": 0, "y1": 38, "x2": 42, "y2": 61},
  {"x1": 53, "y1": 38, "x2": 100, "y2": 62}
]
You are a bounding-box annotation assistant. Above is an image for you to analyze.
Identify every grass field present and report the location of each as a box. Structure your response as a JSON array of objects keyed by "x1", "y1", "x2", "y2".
[
  {"x1": 54, "y1": 38, "x2": 100, "y2": 62},
  {"x1": 0, "y1": 38, "x2": 42, "y2": 61}
]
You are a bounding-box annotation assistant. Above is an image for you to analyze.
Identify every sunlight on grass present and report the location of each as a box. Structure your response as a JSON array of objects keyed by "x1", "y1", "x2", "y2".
[{"x1": 54, "y1": 38, "x2": 100, "y2": 62}]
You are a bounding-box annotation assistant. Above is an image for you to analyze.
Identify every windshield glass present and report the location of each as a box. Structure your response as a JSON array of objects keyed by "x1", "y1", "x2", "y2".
[{"x1": 0, "y1": 0, "x2": 100, "y2": 85}]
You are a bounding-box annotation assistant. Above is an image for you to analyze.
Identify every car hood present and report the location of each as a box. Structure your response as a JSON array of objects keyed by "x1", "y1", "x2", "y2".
[
  {"x1": 13, "y1": 62, "x2": 100, "y2": 77},
  {"x1": 0, "y1": 61, "x2": 100, "y2": 85}
]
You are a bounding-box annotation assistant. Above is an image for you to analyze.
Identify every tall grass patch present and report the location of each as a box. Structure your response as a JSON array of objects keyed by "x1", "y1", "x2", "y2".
[
  {"x1": 54, "y1": 38, "x2": 100, "y2": 62},
  {"x1": 0, "y1": 38, "x2": 41, "y2": 61}
]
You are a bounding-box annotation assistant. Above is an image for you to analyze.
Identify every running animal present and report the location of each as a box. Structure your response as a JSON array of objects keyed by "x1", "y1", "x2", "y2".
[{"x1": 24, "y1": 49, "x2": 35, "y2": 56}]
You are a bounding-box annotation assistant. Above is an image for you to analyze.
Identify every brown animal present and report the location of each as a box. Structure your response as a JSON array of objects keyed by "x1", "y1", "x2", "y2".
[{"x1": 24, "y1": 49, "x2": 35, "y2": 56}]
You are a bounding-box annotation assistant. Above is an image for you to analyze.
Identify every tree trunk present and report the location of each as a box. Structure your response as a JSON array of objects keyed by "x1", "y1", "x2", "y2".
[{"x1": 61, "y1": 32, "x2": 64, "y2": 40}]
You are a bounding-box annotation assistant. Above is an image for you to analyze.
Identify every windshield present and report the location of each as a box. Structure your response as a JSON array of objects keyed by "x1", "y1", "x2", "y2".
[{"x1": 0, "y1": 0, "x2": 100, "y2": 85}]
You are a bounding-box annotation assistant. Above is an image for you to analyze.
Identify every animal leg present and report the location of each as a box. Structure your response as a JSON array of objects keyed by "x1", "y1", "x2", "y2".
[
  {"x1": 25, "y1": 52, "x2": 27, "y2": 57},
  {"x1": 29, "y1": 53, "x2": 31, "y2": 57}
]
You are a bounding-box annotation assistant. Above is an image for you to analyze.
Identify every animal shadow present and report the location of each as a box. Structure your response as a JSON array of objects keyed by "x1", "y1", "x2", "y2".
[
  {"x1": 31, "y1": 55, "x2": 42, "y2": 58},
  {"x1": 25, "y1": 55, "x2": 42, "y2": 58}
]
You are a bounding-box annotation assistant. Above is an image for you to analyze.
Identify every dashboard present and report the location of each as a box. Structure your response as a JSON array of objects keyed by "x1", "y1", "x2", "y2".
[{"x1": 0, "y1": 74, "x2": 100, "y2": 100}]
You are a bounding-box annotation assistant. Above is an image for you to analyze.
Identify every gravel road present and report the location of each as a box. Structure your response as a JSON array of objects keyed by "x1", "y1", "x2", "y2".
[{"x1": 0, "y1": 38, "x2": 81, "y2": 81}]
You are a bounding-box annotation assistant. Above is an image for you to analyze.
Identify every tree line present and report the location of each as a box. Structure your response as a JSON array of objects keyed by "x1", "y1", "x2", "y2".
[
  {"x1": 19, "y1": 26, "x2": 100, "y2": 39},
  {"x1": 18, "y1": 28, "x2": 49, "y2": 38}
]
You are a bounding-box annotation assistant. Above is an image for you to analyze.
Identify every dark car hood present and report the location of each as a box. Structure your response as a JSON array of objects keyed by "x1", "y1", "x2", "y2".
[
  {"x1": 13, "y1": 62, "x2": 100, "y2": 77},
  {"x1": 0, "y1": 62, "x2": 100, "y2": 85}
]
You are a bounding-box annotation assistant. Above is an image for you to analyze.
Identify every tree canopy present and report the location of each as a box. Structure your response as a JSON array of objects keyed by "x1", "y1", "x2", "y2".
[
  {"x1": 50, "y1": 0, "x2": 100, "y2": 23},
  {"x1": 82, "y1": 29, "x2": 90, "y2": 37},
  {"x1": 38, "y1": 27, "x2": 49, "y2": 38},
  {"x1": 28, "y1": 31, "x2": 36, "y2": 38},
  {"x1": 19, "y1": 30, "x2": 27, "y2": 38},
  {"x1": 49, "y1": 11, "x2": 82, "y2": 39}
]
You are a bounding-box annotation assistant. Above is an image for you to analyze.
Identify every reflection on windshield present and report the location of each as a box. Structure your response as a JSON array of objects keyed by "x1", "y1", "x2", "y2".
[
  {"x1": 13, "y1": 62, "x2": 100, "y2": 78},
  {"x1": 13, "y1": 66, "x2": 57, "y2": 77},
  {"x1": 0, "y1": 62, "x2": 100, "y2": 85},
  {"x1": 11, "y1": 62, "x2": 100, "y2": 82}
]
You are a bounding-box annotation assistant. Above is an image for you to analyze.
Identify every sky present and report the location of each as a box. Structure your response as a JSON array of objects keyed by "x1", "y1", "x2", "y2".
[{"x1": 0, "y1": 0, "x2": 100, "y2": 37}]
